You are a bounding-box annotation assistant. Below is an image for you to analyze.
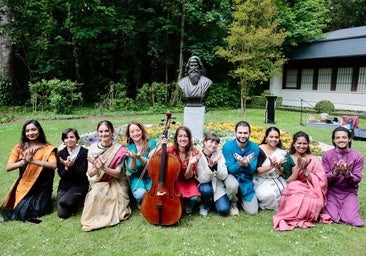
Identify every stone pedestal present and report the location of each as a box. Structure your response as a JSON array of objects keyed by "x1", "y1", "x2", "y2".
[{"x1": 183, "y1": 106, "x2": 205, "y2": 140}]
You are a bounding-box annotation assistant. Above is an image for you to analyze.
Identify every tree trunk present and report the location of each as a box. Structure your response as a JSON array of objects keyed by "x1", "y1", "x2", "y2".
[
  {"x1": 170, "y1": 3, "x2": 185, "y2": 105},
  {"x1": 164, "y1": 13, "x2": 169, "y2": 85},
  {"x1": 240, "y1": 80, "x2": 247, "y2": 117},
  {"x1": 240, "y1": 86, "x2": 244, "y2": 116},
  {"x1": 177, "y1": 4, "x2": 185, "y2": 83},
  {"x1": 0, "y1": 4, "x2": 12, "y2": 78}
]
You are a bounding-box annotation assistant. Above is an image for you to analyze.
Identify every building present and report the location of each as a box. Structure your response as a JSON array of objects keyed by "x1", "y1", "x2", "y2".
[{"x1": 270, "y1": 26, "x2": 366, "y2": 112}]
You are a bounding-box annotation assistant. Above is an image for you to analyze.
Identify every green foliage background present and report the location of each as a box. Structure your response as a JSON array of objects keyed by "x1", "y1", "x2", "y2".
[{"x1": 2, "y1": 0, "x2": 356, "y2": 109}]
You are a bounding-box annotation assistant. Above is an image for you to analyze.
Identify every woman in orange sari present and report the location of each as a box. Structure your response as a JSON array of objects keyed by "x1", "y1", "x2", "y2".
[{"x1": 1, "y1": 120, "x2": 57, "y2": 222}]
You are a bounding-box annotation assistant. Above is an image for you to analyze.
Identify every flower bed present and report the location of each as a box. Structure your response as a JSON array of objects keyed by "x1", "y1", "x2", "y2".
[{"x1": 80, "y1": 122, "x2": 321, "y2": 155}]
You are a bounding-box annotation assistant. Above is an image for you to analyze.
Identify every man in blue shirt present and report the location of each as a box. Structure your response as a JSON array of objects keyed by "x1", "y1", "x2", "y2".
[{"x1": 222, "y1": 121, "x2": 259, "y2": 215}]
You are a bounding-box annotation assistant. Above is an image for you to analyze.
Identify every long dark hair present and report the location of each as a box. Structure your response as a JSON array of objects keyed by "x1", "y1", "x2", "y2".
[
  {"x1": 173, "y1": 126, "x2": 193, "y2": 153},
  {"x1": 260, "y1": 126, "x2": 283, "y2": 148},
  {"x1": 288, "y1": 131, "x2": 311, "y2": 155},
  {"x1": 20, "y1": 119, "x2": 48, "y2": 144},
  {"x1": 332, "y1": 126, "x2": 352, "y2": 148}
]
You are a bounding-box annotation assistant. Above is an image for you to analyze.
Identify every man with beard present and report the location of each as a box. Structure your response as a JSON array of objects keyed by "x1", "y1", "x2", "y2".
[
  {"x1": 222, "y1": 121, "x2": 259, "y2": 216},
  {"x1": 322, "y1": 126, "x2": 364, "y2": 227},
  {"x1": 178, "y1": 56, "x2": 212, "y2": 101}
]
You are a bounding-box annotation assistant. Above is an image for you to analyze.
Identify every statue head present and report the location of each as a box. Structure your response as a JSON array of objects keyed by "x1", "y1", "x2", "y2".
[
  {"x1": 178, "y1": 55, "x2": 212, "y2": 104},
  {"x1": 186, "y1": 56, "x2": 204, "y2": 85}
]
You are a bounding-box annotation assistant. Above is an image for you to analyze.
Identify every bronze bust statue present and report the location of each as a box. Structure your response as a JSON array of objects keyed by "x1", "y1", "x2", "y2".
[{"x1": 178, "y1": 56, "x2": 212, "y2": 106}]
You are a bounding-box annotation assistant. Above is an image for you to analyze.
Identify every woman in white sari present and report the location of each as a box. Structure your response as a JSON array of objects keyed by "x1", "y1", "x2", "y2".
[
  {"x1": 253, "y1": 127, "x2": 287, "y2": 211},
  {"x1": 81, "y1": 120, "x2": 131, "y2": 231}
]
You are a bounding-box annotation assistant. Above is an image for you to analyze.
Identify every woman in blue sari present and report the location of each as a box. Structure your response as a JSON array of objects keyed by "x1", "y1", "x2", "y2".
[{"x1": 125, "y1": 121, "x2": 156, "y2": 209}]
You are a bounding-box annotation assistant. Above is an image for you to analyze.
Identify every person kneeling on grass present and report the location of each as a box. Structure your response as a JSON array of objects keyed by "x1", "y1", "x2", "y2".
[
  {"x1": 222, "y1": 121, "x2": 260, "y2": 216},
  {"x1": 322, "y1": 126, "x2": 364, "y2": 227},
  {"x1": 196, "y1": 133, "x2": 239, "y2": 216}
]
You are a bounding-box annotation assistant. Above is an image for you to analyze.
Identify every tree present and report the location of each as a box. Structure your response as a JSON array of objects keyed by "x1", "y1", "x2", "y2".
[
  {"x1": 170, "y1": 0, "x2": 232, "y2": 104},
  {"x1": 325, "y1": 0, "x2": 366, "y2": 31},
  {"x1": 217, "y1": 0, "x2": 285, "y2": 116},
  {"x1": 276, "y1": 0, "x2": 330, "y2": 49}
]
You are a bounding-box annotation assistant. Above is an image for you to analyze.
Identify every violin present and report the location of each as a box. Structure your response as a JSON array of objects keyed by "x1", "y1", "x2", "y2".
[{"x1": 141, "y1": 111, "x2": 182, "y2": 225}]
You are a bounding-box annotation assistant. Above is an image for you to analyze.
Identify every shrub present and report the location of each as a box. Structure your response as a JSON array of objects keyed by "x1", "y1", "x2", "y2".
[
  {"x1": 29, "y1": 79, "x2": 83, "y2": 114},
  {"x1": 314, "y1": 100, "x2": 335, "y2": 114},
  {"x1": 204, "y1": 81, "x2": 240, "y2": 108},
  {"x1": 249, "y1": 90, "x2": 283, "y2": 107},
  {"x1": 99, "y1": 82, "x2": 135, "y2": 111},
  {"x1": 0, "y1": 77, "x2": 13, "y2": 106},
  {"x1": 250, "y1": 96, "x2": 266, "y2": 106},
  {"x1": 135, "y1": 82, "x2": 171, "y2": 110}
]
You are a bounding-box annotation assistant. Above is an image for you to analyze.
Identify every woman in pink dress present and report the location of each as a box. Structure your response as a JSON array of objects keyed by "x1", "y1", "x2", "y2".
[{"x1": 273, "y1": 131, "x2": 331, "y2": 231}]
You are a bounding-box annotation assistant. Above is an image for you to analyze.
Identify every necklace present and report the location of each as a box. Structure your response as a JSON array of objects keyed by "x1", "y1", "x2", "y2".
[
  {"x1": 99, "y1": 142, "x2": 113, "y2": 149},
  {"x1": 135, "y1": 142, "x2": 145, "y2": 154},
  {"x1": 179, "y1": 151, "x2": 186, "y2": 160}
]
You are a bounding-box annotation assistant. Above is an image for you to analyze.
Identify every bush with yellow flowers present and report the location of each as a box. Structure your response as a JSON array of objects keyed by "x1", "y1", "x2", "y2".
[{"x1": 80, "y1": 122, "x2": 321, "y2": 155}]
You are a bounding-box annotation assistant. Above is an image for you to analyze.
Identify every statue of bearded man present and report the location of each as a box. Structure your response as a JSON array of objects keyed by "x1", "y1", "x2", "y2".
[{"x1": 178, "y1": 56, "x2": 212, "y2": 104}]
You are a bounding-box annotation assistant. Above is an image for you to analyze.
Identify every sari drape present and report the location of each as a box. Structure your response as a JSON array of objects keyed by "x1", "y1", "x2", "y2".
[
  {"x1": 81, "y1": 142, "x2": 131, "y2": 231},
  {"x1": 253, "y1": 148, "x2": 287, "y2": 211},
  {"x1": 273, "y1": 155, "x2": 331, "y2": 231},
  {"x1": 1, "y1": 144, "x2": 56, "y2": 220}
]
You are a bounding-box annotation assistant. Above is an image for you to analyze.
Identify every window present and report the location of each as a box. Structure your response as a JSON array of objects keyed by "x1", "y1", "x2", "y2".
[
  {"x1": 358, "y1": 67, "x2": 366, "y2": 92},
  {"x1": 284, "y1": 58, "x2": 366, "y2": 92},
  {"x1": 285, "y1": 69, "x2": 297, "y2": 88},
  {"x1": 301, "y1": 69, "x2": 313, "y2": 90},
  {"x1": 317, "y1": 68, "x2": 332, "y2": 91},
  {"x1": 336, "y1": 67, "x2": 352, "y2": 92}
]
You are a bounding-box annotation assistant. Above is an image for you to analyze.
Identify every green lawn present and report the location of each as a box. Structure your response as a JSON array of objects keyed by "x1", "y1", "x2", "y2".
[{"x1": 0, "y1": 108, "x2": 365, "y2": 256}]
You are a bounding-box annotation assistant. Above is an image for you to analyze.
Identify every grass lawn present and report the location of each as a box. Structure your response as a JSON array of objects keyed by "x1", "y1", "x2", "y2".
[{"x1": 0, "y1": 108, "x2": 365, "y2": 256}]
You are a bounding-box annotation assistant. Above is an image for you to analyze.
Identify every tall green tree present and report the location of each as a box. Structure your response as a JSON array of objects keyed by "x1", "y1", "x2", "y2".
[
  {"x1": 325, "y1": 0, "x2": 366, "y2": 31},
  {"x1": 170, "y1": 0, "x2": 233, "y2": 104},
  {"x1": 276, "y1": 0, "x2": 330, "y2": 48},
  {"x1": 217, "y1": 0, "x2": 285, "y2": 116},
  {"x1": 6, "y1": 0, "x2": 137, "y2": 103},
  {"x1": 65, "y1": 0, "x2": 137, "y2": 102},
  {"x1": 6, "y1": 0, "x2": 233, "y2": 104}
]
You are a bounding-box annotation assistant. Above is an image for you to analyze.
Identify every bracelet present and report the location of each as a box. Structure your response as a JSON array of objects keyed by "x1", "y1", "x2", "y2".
[{"x1": 19, "y1": 159, "x2": 25, "y2": 167}]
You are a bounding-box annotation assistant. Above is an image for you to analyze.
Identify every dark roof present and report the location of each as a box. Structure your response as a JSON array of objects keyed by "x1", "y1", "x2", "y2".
[{"x1": 288, "y1": 26, "x2": 366, "y2": 60}]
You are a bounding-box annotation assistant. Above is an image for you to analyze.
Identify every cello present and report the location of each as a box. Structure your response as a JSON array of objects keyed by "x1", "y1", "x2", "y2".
[{"x1": 141, "y1": 111, "x2": 182, "y2": 225}]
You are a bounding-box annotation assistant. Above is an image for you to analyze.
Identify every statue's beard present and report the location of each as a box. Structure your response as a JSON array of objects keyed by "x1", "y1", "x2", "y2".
[{"x1": 188, "y1": 71, "x2": 200, "y2": 85}]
